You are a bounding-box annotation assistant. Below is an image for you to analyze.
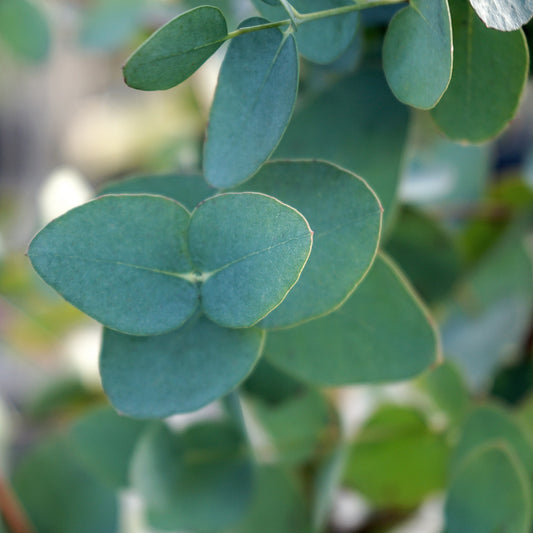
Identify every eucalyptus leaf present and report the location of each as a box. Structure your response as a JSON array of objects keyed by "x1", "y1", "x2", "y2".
[
  {"x1": 13, "y1": 436, "x2": 118, "y2": 533},
  {"x1": 27, "y1": 195, "x2": 198, "y2": 336},
  {"x1": 383, "y1": 0, "x2": 452, "y2": 109},
  {"x1": 469, "y1": 0, "x2": 533, "y2": 31},
  {"x1": 265, "y1": 254, "x2": 439, "y2": 385},
  {"x1": 441, "y1": 233, "x2": 533, "y2": 390},
  {"x1": 189, "y1": 193, "x2": 312, "y2": 328},
  {"x1": 275, "y1": 63, "x2": 409, "y2": 227},
  {"x1": 445, "y1": 443, "x2": 532, "y2": 533},
  {"x1": 204, "y1": 18, "x2": 298, "y2": 188},
  {"x1": 132, "y1": 422, "x2": 253, "y2": 531},
  {"x1": 99, "y1": 174, "x2": 215, "y2": 211},
  {"x1": 68, "y1": 406, "x2": 148, "y2": 488},
  {"x1": 451, "y1": 405, "x2": 533, "y2": 476},
  {"x1": 431, "y1": 0, "x2": 528, "y2": 142},
  {"x1": 80, "y1": 0, "x2": 145, "y2": 51},
  {"x1": 235, "y1": 160, "x2": 382, "y2": 328},
  {"x1": 0, "y1": 0, "x2": 50, "y2": 62},
  {"x1": 250, "y1": 390, "x2": 332, "y2": 464},
  {"x1": 228, "y1": 467, "x2": 311, "y2": 533},
  {"x1": 123, "y1": 6, "x2": 228, "y2": 90},
  {"x1": 252, "y1": 0, "x2": 358, "y2": 64},
  {"x1": 100, "y1": 314, "x2": 265, "y2": 418},
  {"x1": 344, "y1": 405, "x2": 449, "y2": 509}
]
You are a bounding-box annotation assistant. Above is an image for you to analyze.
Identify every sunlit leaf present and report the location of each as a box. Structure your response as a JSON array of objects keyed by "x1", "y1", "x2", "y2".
[{"x1": 469, "y1": 0, "x2": 533, "y2": 31}]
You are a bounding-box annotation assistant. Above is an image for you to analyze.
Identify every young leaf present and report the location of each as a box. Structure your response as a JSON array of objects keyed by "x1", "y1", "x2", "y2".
[
  {"x1": 27, "y1": 195, "x2": 198, "y2": 336},
  {"x1": 131, "y1": 422, "x2": 253, "y2": 531},
  {"x1": 265, "y1": 254, "x2": 439, "y2": 385},
  {"x1": 252, "y1": 0, "x2": 358, "y2": 64},
  {"x1": 431, "y1": 0, "x2": 528, "y2": 142},
  {"x1": 344, "y1": 406, "x2": 449, "y2": 509},
  {"x1": 235, "y1": 160, "x2": 382, "y2": 328},
  {"x1": 0, "y1": 0, "x2": 50, "y2": 63},
  {"x1": 188, "y1": 193, "x2": 313, "y2": 328},
  {"x1": 68, "y1": 406, "x2": 148, "y2": 488},
  {"x1": 445, "y1": 443, "x2": 532, "y2": 533},
  {"x1": 204, "y1": 19, "x2": 298, "y2": 188},
  {"x1": 100, "y1": 314, "x2": 265, "y2": 418},
  {"x1": 123, "y1": 6, "x2": 228, "y2": 90},
  {"x1": 13, "y1": 436, "x2": 118, "y2": 533},
  {"x1": 469, "y1": 0, "x2": 533, "y2": 31},
  {"x1": 275, "y1": 62, "x2": 409, "y2": 227},
  {"x1": 383, "y1": 0, "x2": 452, "y2": 109},
  {"x1": 99, "y1": 174, "x2": 215, "y2": 211}
]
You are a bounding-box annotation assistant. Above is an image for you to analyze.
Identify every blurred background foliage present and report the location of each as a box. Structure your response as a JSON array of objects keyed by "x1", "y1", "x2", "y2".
[{"x1": 1, "y1": 0, "x2": 533, "y2": 532}]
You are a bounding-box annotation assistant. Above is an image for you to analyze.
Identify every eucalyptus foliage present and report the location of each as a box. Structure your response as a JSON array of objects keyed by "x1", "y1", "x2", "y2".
[{"x1": 12, "y1": 0, "x2": 533, "y2": 531}]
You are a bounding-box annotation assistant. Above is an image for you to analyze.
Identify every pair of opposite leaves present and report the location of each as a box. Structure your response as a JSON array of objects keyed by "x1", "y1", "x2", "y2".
[{"x1": 28, "y1": 192, "x2": 314, "y2": 336}]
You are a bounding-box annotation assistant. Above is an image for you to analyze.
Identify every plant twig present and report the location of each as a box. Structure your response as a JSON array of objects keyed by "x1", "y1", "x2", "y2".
[{"x1": 0, "y1": 476, "x2": 35, "y2": 533}]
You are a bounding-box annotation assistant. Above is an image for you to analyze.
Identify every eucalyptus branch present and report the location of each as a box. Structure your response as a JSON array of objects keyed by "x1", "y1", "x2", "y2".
[
  {"x1": 0, "y1": 476, "x2": 35, "y2": 533},
  {"x1": 226, "y1": 0, "x2": 405, "y2": 40}
]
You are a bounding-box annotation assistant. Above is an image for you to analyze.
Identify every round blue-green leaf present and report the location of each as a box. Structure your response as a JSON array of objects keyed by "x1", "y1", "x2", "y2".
[
  {"x1": 189, "y1": 193, "x2": 313, "y2": 328},
  {"x1": 383, "y1": 0, "x2": 452, "y2": 109},
  {"x1": 100, "y1": 314, "x2": 265, "y2": 418},
  {"x1": 275, "y1": 63, "x2": 409, "y2": 228},
  {"x1": 204, "y1": 18, "x2": 298, "y2": 188},
  {"x1": 13, "y1": 436, "x2": 118, "y2": 533},
  {"x1": 132, "y1": 422, "x2": 253, "y2": 531},
  {"x1": 252, "y1": 0, "x2": 358, "y2": 64},
  {"x1": 0, "y1": 0, "x2": 50, "y2": 63},
  {"x1": 99, "y1": 174, "x2": 215, "y2": 211},
  {"x1": 469, "y1": 0, "x2": 533, "y2": 31},
  {"x1": 123, "y1": 6, "x2": 228, "y2": 90},
  {"x1": 431, "y1": 0, "x2": 528, "y2": 142},
  {"x1": 265, "y1": 254, "x2": 439, "y2": 385},
  {"x1": 445, "y1": 443, "x2": 532, "y2": 533},
  {"x1": 68, "y1": 406, "x2": 148, "y2": 488},
  {"x1": 27, "y1": 195, "x2": 198, "y2": 336},
  {"x1": 235, "y1": 160, "x2": 382, "y2": 329}
]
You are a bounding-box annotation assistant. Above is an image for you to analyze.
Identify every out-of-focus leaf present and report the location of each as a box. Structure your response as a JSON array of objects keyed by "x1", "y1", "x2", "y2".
[
  {"x1": 80, "y1": 0, "x2": 146, "y2": 51},
  {"x1": 131, "y1": 421, "x2": 253, "y2": 531},
  {"x1": 445, "y1": 443, "x2": 531, "y2": 533},
  {"x1": 250, "y1": 390, "x2": 332, "y2": 464},
  {"x1": 417, "y1": 361, "x2": 470, "y2": 427},
  {"x1": 385, "y1": 207, "x2": 461, "y2": 303},
  {"x1": 13, "y1": 436, "x2": 118, "y2": 533},
  {"x1": 344, "y1": 405, "x2": 449, "y2": 509},
  {"x1": 68, "y1": 406, "x2": 148, "y2": 488},
  {"x1": 228, "y1": 467, "x2": 311, "y2": 533},
  {"x1": 451, "y1": 405, "x2": 533, "y2": 476},
  {"x1": 0, "y1": 0, "x2": 50, "y2": 62},
  {"x1": 441, "y1": 233, "x2": 533, "y2": 390}
]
